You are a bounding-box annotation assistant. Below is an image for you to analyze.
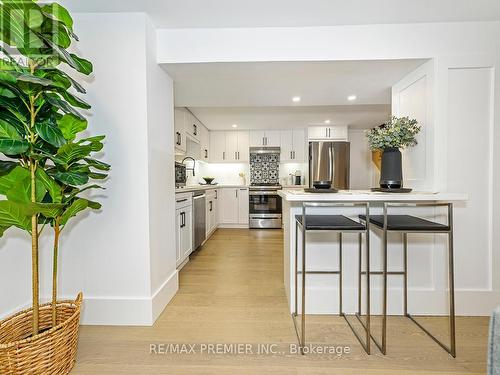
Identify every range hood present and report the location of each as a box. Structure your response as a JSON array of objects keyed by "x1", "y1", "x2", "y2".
[{"x1": 250, "y1": 147, "x2": 280, "y2": 154}]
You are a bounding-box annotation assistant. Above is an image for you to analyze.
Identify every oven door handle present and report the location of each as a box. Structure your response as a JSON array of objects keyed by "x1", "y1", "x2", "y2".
[{"x1": 249, "y1": 191, "x2": 279, "y2": 196}]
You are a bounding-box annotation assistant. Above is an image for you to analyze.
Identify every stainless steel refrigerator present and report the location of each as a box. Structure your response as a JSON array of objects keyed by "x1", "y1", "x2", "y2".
[{"x1": 309, "y1": 141, "x2": 350, "y2": 189}]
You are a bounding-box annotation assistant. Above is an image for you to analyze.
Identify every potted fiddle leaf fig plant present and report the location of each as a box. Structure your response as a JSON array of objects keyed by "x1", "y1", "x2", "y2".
[
  {"x1": 0, "y1": 1, "x2": 109, "y2": 373},
  {"x1": 366, "y1": 116, "x2": 421, "y2": 189}
]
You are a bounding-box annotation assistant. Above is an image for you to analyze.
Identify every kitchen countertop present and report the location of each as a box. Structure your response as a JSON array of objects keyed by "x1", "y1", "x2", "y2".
[
  {"x1": 175, "y1": 185, "x2": 248, "y2": 194},
  {"x1": 279, "y1": 189, "x2": 468, "y2": 202}
]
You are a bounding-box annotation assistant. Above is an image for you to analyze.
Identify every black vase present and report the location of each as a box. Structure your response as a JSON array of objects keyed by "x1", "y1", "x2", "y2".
[{"x1": 380, "y1": 147, "x2": 403, "y2": 189}]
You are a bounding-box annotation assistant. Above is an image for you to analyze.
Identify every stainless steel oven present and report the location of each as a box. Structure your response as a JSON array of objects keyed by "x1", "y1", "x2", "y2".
[{"x1": 249, "y1": 185, "x2": 282, "y2": 229}]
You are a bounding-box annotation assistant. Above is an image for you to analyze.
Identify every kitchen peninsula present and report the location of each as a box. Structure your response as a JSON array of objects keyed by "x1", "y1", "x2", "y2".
[{"x1": 278, "y1": 189, "x2": 467, "y2": 315}]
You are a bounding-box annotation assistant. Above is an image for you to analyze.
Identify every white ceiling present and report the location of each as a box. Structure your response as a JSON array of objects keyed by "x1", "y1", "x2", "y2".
[
  {"x1": 166, "y1": 59, "x2": 427, "y2": 107},
  {"x1": 60, "y1": 0, "x2": 500, "y2": 28},
  {"x1": 190, "y1": 105, "x2": 390, "y2": 131}
]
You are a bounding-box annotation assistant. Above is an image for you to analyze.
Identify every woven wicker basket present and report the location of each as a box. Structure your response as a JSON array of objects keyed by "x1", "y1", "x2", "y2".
[{"x1": 0, "y1": 293, "x2": 83, "y2": 375}]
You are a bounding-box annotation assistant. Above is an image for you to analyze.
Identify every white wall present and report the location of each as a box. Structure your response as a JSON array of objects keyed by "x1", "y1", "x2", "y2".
[
  {"x1": 145, "y1": 17, "x2": 178, "y2": 322},
  {"x1": 0, "y1": 13, "x2": 177, "y2": 325},
  {"x1": 349, "y1": 129, "x2": 373, "y2": 189}
]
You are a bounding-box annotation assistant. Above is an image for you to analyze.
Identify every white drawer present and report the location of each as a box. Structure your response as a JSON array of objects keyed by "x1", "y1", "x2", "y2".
[{"x1": 176, "y1": 192, "x2": 192, "y2": 210}]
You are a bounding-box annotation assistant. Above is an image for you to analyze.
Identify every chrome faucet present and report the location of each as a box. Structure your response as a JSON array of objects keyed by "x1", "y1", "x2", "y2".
[{"x1": 182, "y1": 156, "x2": 196, "y2": 177}]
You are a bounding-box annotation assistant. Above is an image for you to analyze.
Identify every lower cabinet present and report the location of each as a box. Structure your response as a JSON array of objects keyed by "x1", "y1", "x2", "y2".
[
  {"x1": 206, "y1": 189, "x2": 218, "y2": 237},
  {"x1": 176, "y1": 195, "x2": 193, "y2": 268},
  {"x1": 218, "y1": 188, "x2": 249, "y2": 226}
]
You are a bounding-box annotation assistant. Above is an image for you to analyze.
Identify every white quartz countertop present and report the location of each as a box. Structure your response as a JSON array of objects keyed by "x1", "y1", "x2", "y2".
[
  {"x1": 278, "y1": 189, "x2": 468, "y2": 202},
  {"x1": 175, "y1": 185, "x2": 248, "y2": 194}
]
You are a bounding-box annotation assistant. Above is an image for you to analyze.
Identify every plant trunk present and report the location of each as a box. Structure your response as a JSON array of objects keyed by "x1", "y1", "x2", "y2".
[
  {"x1": 52, "y1": 219, "x2": 61, "y2": 327},
  {"x1": 30, "y1": 162, "x2": 39, "y2": 335}
]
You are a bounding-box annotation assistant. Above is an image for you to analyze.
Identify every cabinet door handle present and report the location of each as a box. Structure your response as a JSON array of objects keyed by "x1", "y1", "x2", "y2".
[
  {"x1": 215, "y1": 190, "x2": 218, "y2": 199},
  {"x1": 262, "y1": 137, "x2": 265, "y2": 146},
  {"x1": 177, "y1": 199, "x2": 188, "y2": 203},
  {"x1": 238, "y1": 151, "x2": 240, "y2": 160},
  {"x1": 325, "y1": 128, "x2": 328, "y2": 138},
  {"x1": 293, "y1": 151, "x2": 296, "y2": 159},
  {"x1": 290, "y1": 151, "x2": 293, "y2": 160},
  {"x1": 209, "y1": 201, "x2": 213, "y2": 212},
  {"x1": 235, "y1": 152, "x2": 237, "y2": 160},
  {"x1": 223, "y1": 151, "x2": 225, "y2": 160},
  {"x1": 205, "y1": 149, "x2": 208, "y2": 158},
  {"x1": 328, "y1": 128, "x2": 331, "y2": 138},
  {"x1": 236, "y1": 189, "x2": 238, "y2": 198},
  {"x1": 193, "y1": 124, "x2": 197, "y2": 136}
]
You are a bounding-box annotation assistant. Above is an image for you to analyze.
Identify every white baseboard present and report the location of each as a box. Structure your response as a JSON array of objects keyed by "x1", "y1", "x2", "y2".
[
  {"x1": 152, "y1": 270, "x2": 178, "y2": 322},
  {"x1": 218, "y1": 224, "x2": 249, "y2": 229},
  {"x1": 55, "y1": 271, "x2": 179, "y2": 326}
]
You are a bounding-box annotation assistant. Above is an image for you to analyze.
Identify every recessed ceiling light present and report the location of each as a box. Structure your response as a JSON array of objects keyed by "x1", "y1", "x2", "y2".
[
  {"x1": 292, "y1": 96, "x2": 301, "y2": 103},
  {"x1": 324, "y1": 120, "x2": 331, "y2": 124},
  {"x1": 232, "y1": 124, "x2": 238, "y2": 128},
  {"x1": 347, "y1": 95, "x2": 357, "y2": 101}
]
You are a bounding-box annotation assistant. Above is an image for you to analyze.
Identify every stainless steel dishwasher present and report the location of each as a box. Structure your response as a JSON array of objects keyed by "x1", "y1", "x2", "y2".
[{"x1": 192, "y1": 191, "x2": 206, "y2": 250}]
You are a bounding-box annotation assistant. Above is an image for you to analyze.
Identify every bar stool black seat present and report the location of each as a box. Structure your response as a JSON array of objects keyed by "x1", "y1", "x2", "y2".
[
  {"x1": 358, "y1": 205, "x2": 456, "y2": 358},
  {"x1": 359, "y1": 215, "x2": 450, "y2": 232},
  {"x1": 293, "y1": 203, "x2": 372, "y2": 355},
  {"x1": 296, "y1": 215, "x2": 366, "y2": 231}
]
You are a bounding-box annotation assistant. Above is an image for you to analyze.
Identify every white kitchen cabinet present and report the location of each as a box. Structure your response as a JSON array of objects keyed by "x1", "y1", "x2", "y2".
[
  {"x1": 185, "y1": 111, "x2": 200, "y2": 143},
  {"x1": 250, "y1": 130, "x2": 281, "y2": 147},
  {"x1": 175, "y1": 194, "x2": 193, "y2": 267},
  {"x1": 205, "y1": 189, "x2": 218, "y2": 237},
  {"x1": 174, "y1": 108, "x2": 187, "y2": 153},
  {"x1": 308, "y1": 125, "x2": 348, "y2": 141},
  {"x1": 210, "y1": 131, "x2": 249, "y2": 162},
  {"x1": 199, "y1": 124, "x2": 210, "y2": 161},
  {"x1": 218, "y1": 188, "x2": 249, "y2": 225},
  {"x1": 210, "y1": 131, "x2": 226, "y2": 162},
  {"x1": 218, "y1": 188, "x2": 239, "y2": 224},
  {"x1": 237, "y1": 188, "x2": 249, "y2": 224},
  {"x1": 281, "y1": 129, "x2": 305, "y2": 162}
]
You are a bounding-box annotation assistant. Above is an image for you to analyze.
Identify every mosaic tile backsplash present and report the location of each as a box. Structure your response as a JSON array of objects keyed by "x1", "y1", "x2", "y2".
[{"x1": 250, "y1": 153, "x2": 280, "y2": 184}]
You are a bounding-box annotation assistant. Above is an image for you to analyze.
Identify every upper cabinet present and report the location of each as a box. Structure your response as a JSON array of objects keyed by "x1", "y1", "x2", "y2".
[
  {"x1": 308, "y1": 125, "x2": 348, "y2": 141},
  {"x1": 185, "y1": 111, "x2": 200, "y2": 143},
  {"x1": 175, "y1": 107, "x2": 209, "y2": 158},
  {"x1": 174, "y1": 108, "x2": 187, "y2": 153},
  {"x1": 199, "y1": 124, "x2": 210, "y2": 161},
  {"x1": 280, "y1": 129, "x2": 305, "y2": 162},
  {"x1": 210, "y1": 131, "x2": 249, "y2": 162},
  {"x1": 249, "y1": 130, "x2": 281, "y2": 147}
]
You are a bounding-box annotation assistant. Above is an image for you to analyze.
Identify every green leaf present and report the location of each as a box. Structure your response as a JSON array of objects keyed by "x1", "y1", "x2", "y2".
[
  {"x1": 57, "y1": 114, "x2": 87, "y2": 141},
  {"x1": 0, "y1": 119, "x2": 21, "y2": 140},
  {"x1": 35, "y1": 120, "x2": 66, "y2": 147},
  {"x1": 0, "y1": 71, "x2": 18, "y2": 84},
  {"x1": 60, "y1": 198, "x2": 87, "y2": 225},
  {"x1": 64, "y1": 184, "x2": 104, "y2": 202},
  {"x1": 17, "y1": 73, "x2": 53, "y2": 86},
  {"x1": 24, "y1": 202, "x2": 64, "y2": 218},
  {"x1": 52, "y1": 88, "x2": 90, "y2": 109},
  {"x1": 70, "y1": 54, "x2": 93, "y2": 75},
  {"x1": 6, "y1": 175, "x2": 46, "y2": 203},
  {"x1": 51, "y1": 170, "x2": 89, "y2": 186},
  {"x1": 36, "y1": 168, "x2": 62, "y2": 203},
  {"x1": 0, "y1": 165, "x2": 28, "y2": 195},
  {"x1": 44, "y1": 93, "x2": 85, "y2": 120},
  {"x1": 0, "y1": 138, "x2": 29, "y2": 154},
  {"x1": 0, "y1": 161, "x2": 17, "y2": 176},
  {"x1": 41, "y1": 3, "x2": 73, "y2": 33},
  {"x1": 89, "y1": 172, "x2": 107, "y2": 180},
  {"x1": 85, "y1": 158, "x2": 110, "y2": 171},
  {"x1": 56, "y1": 143, "x2": 92, "y2": 165},
  {"x1": 0, "y1": 200, "x2": 30, "y2": 231}
]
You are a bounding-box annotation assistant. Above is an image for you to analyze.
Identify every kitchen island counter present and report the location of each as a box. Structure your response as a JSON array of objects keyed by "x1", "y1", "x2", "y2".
[{"x1": 278, "y1": 189, "x2": 467, "y2": 315}]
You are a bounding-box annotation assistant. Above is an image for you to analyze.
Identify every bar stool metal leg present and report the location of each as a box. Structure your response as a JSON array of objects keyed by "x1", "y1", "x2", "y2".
[
  {"x1": 294, "y1": 221, "x2": 298, "y2": 317},
  {"x1": 358, "y1": 233, "x2": 362, "y2": 316},
  {"x1": 448, "y1": 204, "x2": 457, "y2": 357},
  {"x1": 403, "y1": 233, "x2": 408, "y2": 317},
  {"x1": 339, "y1": 233, "x2": 343, "y2": 315},
  {"x1": 382, "y1": 203, "x2": 388, "y2": 355},
  {"x1": 301, "y1": 214, "x2": 307, "y2": 355}
]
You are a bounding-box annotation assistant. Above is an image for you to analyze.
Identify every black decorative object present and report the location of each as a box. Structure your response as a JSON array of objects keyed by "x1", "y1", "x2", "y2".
[
  {"x1": 304, "y1": 188, "x2": 338, "y2": 193},
  {"x1": 371, "y1": 187, "x2": 412, "y2": 193},
  {"x1": 379, "y1": 147, "x2": 403, "y2": 189}
]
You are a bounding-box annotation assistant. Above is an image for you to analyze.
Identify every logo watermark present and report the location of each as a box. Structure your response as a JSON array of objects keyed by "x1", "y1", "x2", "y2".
[{"x1": 149, "y1": 343, "x2": 351, "y2": 357}]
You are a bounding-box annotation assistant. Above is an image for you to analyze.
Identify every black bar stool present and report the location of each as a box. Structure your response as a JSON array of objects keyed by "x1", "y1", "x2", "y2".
[
  {"x1": 292, "y1": 202, "x2": 372, "y2": 354},
  {"x1": 359, "y1": 202, "x2": 456, "y2": 357}
]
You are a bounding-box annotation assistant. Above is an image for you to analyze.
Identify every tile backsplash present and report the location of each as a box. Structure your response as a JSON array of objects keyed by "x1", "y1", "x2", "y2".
[{"x1": 250, "y1": 153, "x2": 280, "y2": 184}]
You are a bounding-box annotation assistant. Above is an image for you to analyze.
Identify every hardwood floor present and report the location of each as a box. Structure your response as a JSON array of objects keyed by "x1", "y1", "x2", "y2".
[{"x1": 73, "y1": 229, "x2": 489, "y2": 374}]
